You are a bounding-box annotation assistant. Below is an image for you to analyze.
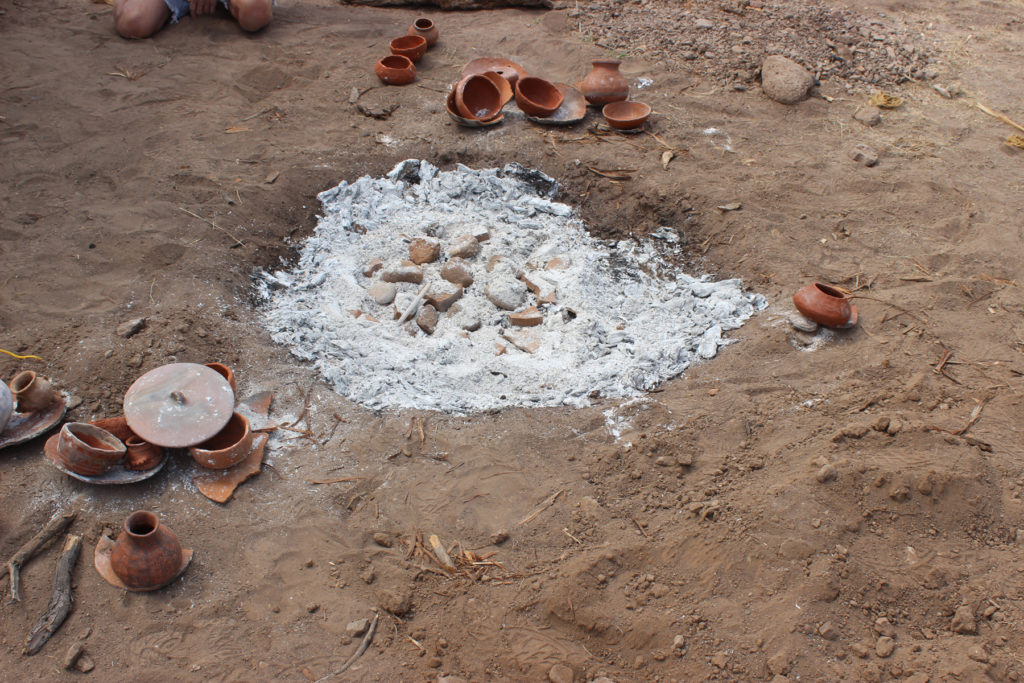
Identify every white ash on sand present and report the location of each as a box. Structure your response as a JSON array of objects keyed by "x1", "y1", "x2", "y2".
[{"x1": 258, "y1": 160, "x2": 765, "y2": 413}]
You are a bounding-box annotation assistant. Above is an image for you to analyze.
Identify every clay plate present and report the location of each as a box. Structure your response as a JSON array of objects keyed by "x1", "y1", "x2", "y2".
[
  {"x1": 124, "y1": 363, "x2": 235, "y2": 448},
  {"x1": 0, "y1": 397, "x2": 67, "y2": 450},
  {"x1": 94, "y1": 534, "x2": 193, "y2": 592},
  {"x1": 194, "y1": 432, "x2": 269, "y2": 503},
  {"x1": 462, "y1": 57, "x2": 527, "y2": 87},
  {"x1": 44, "y1": 433, "x2": 167, "y2": 485},
  {"x1": 526, "y1": 83, "x2": 587, "y2": 126}
]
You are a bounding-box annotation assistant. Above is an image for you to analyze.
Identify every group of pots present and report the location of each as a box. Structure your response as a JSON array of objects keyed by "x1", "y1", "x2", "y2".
[{"x1": 374, "y1": 17, "x2": 439, "y2": 86}]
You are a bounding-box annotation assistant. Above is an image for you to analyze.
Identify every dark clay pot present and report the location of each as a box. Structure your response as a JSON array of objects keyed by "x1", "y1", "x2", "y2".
[
  {"x1": 189, "y1": 412, "x2": 252, "y2": 470},
  {"x1": 579, "y1": 59, "x2": 629, "y2": 105},
  {"x1": 793, "y1": 283, "x2": 855, "y2": 327},
  {"x1": 374, "y1": 55, "x2": 416, "y2": 85},
  {"x1": 57, "y1": 422, "x2": 126, "y2": 476},
  {"x1": 515, "y1": 77, "x2": 564, "y2": 117},
  {"x1": 10, "y1": 370, "x2": 54, "y2": 413},
  {"x1": 109, "y1": 511, "x2": 184, "y2": 591},
  {"x1": 407, "y1": 17, "x2": 438, "y2": 47}
]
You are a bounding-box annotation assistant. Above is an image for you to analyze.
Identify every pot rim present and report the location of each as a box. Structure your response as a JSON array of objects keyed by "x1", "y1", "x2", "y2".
[
  {"x1": 813, "y1": 283, "x2": 847, "y2": 299},
  {"x1": 391, "y1": 35, "x2": 427, "y2": 50},
  {"x1": 413, "y1": 17, "x2": 434, "y2": 29},
  {"x1": 379, "y1": 55, "x2": 414, "y2": 70},
  {"x1": 591, "y1": 58, "x2": 622, "y2": 66},
  {"x1": 62, "y1": 422, "x2": 126, "y2": 453},
  {"x1": 124, "y1": 510, "x2": 159, "y2": 539},
  {"x1": 10, "y1": 370, "x2": 36, "y2": 393}
]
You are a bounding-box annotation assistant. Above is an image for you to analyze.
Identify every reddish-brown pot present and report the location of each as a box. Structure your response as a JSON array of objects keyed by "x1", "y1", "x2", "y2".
[
  {"x1": 9, "y1": 370, "x2": 54, "y2": 413},
  {"x1": 90, "y1": 416, "x2": 135, "y2": 442},
  {"x1": 189, "y1": 412, "x2": 252, "y2": 469},
  {"x1": 579, "y1": 59, "x2": 629, "y2": 105},
  {"x1": 390, "y1": 35, "x2": 427, "y2": 63},
  {"x1": 602, "y1": 100, "x2": 651, "y2": 130},
  {"x1": 375, "y1": 55, "x2": 416, "y2": 85},
  {"x1": 408, "y1": 18, "x2": 438, "y2": 47},
  {"x1": 515, "y1": 77, "x2": 564, "y2": 117},
  {"x1": 109, "y1": 511, "x2": 184, "y2": 591},
  {"x1": 479, "y1": 71, "x2": 514, "y2": 106},
  {"x1": 793, "y1": 283, "x2": 855, "y2": 327},
  {"x1": 455, "y1": 75, "x2": 502, "y2": 121},
  {"x1": 57, "y1": 422, "x2": 126, "y2": 476},
  {"x1": 125, "y1": 436, "x2": 164, "y2": 471},
  {"x1": 204, "y1": 363, "x2": 236, "y2": 393}
]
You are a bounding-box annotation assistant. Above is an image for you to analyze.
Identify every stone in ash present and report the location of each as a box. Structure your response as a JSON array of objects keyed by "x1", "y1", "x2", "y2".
[
  {"x1": 485, "y1": 275, "x2": 526, "y2": 311},
  {"x1": 367, "y1": 281, "x2": 396, "y2": 306},
  {"x1": 380, "y1": 260, "x2": 424, "y2": 284},
  {"x1": 408, "y1": 237, "x2": 440, "y2": 265},
  {"x1": 441, "y1": 258, "x2": 474, "y2": 287},
  {"x1": 449, "y1": 234, "x2": 481, "y2": 259}
]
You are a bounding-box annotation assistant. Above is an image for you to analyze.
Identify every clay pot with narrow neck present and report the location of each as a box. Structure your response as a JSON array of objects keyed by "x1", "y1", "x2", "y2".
[
  {"x1": 9, "y1": 371, "x2": 54, "y2": 413},
  {"x1": 189, "y1": 412, "x2": 252, "y2": 469},
  {"x1": 792, "y1": 283, "x2": 857, "y2": 328},
  {"x1": 109, "y1": 511, "x2": 184, "y2": 591},
  {"x1": 579, "y1": 59, "x2": 629, "y2": 106},
  {"x1": 57, "y1": 422, "x2": 126, "y2": 476},
  {"x1": 0, "y1": 382, "x2": 12, "y2": 434},
  {"x1": 125, "y1": 436, "x2": 163, "y2": 471},
  {"x1": 408, "y1": 18, "x2": 438, "y2": 47},
  {"x1": 204, "y1": 363, "x2": 236, "y2": 393}
]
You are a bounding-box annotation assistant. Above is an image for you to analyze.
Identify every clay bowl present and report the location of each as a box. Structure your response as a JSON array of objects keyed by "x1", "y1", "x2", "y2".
[
  {"x1": 0, "y1": 382, "x2": 12, "y2": 434},
  {"x1": 390, "y1": 35, "x2": 427, "y2": 63},
  {"x1": 455, "y1": 74, "x2": 503, "y2": 121},
  {"x1": 408, "y1": 17, "x2": 439, "y2": 47},
  {"x1": 462, "y1": 57, "x2": 528, "y2": 88},
  {"x1": 108, "y1": 511, "x2": 185, "y2": 592},
  {"x1": 445, "y1": 90, "x2": 504, "y2": 128},
  {"x1": 204, "y1": 362, "x2": 236, "y2": 393},
  {"x1": 9, "y1": 370, "x2": 54, "y2": 413},
  {"x1": 602, "y1": 100, "x2": 651, "y2": 130},
  {"x1": 57, "y1": 422, "x2": 126, "y2": 476},
  {"x1": 515, "y1": 76, "x2": 564, "y2": 117},
  {"x1": 793, "y1": 283, "x2": 857, "y2": 328},
  {"x1": 125, "y1": 435, "x2": 164, "y2": 471},
  {"x1": 526, "y1": 83, "x2": 587, "y2": 126},
  {"x1": 375, "y1": 55, "x2": 416, "y2": 85},
  {"x1": 189, "y1": 412, "x2": 253, "y2": 470},
  {"x1": 480, "y1": 71, "x2": 514, "y2": 106}
]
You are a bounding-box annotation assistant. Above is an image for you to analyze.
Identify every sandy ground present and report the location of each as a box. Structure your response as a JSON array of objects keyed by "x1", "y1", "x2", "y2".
[{"x1": 2, "y1": 0, "x2": 1024, "y2": 680}]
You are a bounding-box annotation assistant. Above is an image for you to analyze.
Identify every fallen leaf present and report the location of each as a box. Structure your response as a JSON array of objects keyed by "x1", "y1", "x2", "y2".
[{"x1": 661, "y1": 150, "x2": 675, "y2": 170}]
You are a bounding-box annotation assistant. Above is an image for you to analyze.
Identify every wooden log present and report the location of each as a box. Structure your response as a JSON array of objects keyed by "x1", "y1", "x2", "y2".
[
  {"x1": 3, "y1": 510, "x2": 77, "y2": 602},
  {"x1": 24, "y1": 533, "x2": 82, "y2": 655}
]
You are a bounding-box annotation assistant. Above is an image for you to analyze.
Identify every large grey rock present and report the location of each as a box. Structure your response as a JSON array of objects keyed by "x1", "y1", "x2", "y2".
[{"x1": 761, "y1": 56, "x2": 814, "y2": 104}]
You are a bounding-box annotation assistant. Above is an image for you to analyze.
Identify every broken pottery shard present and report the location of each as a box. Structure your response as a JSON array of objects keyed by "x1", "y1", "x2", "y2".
[
  {"x1": 545, "y1": 256, "x2": 570, "y2": 270},
  {"x1": 471, "y1": 226, "x2": 491, "y2": 242},
  {"x1": 368, "y1": 281, "x2": 397, "y2": 305},
  {"x1": 502, "y1": 329, "x2": 542, "y2": 353},
  {"x1": 509, "y1": 306, "x2": 544, "y2": 327},
  {"x1": 425, "y1": 283, "x2": 463, "y2": 313},
  {"x1": 363, "y1": 258, "x2": 383, "y2": 277},
  {"x1": 408, "y1": 237, "x2": 441, "y2": 265},
  {"x1": 449, "y1": 234, "x2": 481, "y2": 259},
  {"x1": 379, "y1": 261, "x2": 424, "y2": 284},
  {"x1": 485, "y1": 275, "x2": 526, "y2": 311},
  {"x1": 521, "y1": 271, "x2": 557, "y2": 304},
  {"x1": 194, "y1": 433, "x2": 268, "y2": 503},
  {"x1": 441, "y1": 258, "x2": 474, "y2": 287}
]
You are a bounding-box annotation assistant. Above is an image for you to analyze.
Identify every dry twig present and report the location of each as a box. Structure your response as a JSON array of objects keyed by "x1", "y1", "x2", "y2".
[
  {"x1": 3, "y1": 510, "x2": 77, "y2": 602},
  {"x1": 23, "y1": 534, "x2": 82, "y2": 655},
  {"x1": 314, "y1": 612, "x2": 379, "y2": 682}
]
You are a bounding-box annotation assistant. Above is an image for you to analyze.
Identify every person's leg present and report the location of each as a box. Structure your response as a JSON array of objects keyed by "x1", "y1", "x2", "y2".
[
  {"x1": 226, "y1": 0, "x2": 272, "y2": 32},
  {"x1": 113, "y1": 0, "x2": 173, "y2": 38}
]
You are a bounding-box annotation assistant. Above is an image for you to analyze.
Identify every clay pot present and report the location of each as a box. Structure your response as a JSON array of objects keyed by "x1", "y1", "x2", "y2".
[
  {"x1": 375, "y1": 55, "x2": 416, "y2": 85},
  {"x1": 480, "y1": 71, "x2": 514, "y2": 106},
  {"x1": 445, "y1": 89, "x2": 504, "y2": 127},
  {"x1": 792, "y1": 283, "x2": 857, "y2": 327},
  {"x1": 90, "y1": 416, "x2": 135, "y2": 442},
  {"x1": 57, "y1": 422, "x2": 126, "y2": 476},
  {"x1": 125, "y1": 435, "x2": 163, "y2": 471},
  {"x1": 455, "y1": 75, "x2": 503, "y2": 121},
  {"x1": 109, "y1": 511, "x2": 184, "y2": 591},
  {"x1": 0, "y1": 382, "x2": 12, "y2": 434},
  {"x1": 389, "y1": 35, "x2": 427, "y2": 63},
  {"x1": 204, "y1": 363, "x2": 236, "y2": 393},
  {"x1": 515, "y1": 76, "x2": 564, "y2": 117},
  {"x1": 462, "y1": 57, "x2": 527, "y2": 88},
  {"x1": 602, "y1": 100, "x2": 651, "y2": 130},
  {"x1": 9, "y1": 370, "x2": 54, "y2": 413},
  {"x1": 189, "y1": 412, "x2": 252, "y2": 470},
  {"x1": 580, "y1": 59, "x2": 629, "y2": 105},
  {"x1": 408, "y1": 17, "x2": 438, "y2": 47}
]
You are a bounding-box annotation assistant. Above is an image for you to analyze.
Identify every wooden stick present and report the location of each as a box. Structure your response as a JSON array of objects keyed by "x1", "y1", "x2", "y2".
[
  {"x1": 517, "y1": 490, "x2": 565, "y2": 527},
  {"x1": 4, "y1": 510, "x2": 77, "y2": 602},
  {"x1": 23, "y1": 534, "x2": 82, "y2": 655},
  {"x1": 397, "y1": 284, "x2": 429, "y2": 324},
  {"x1": 314, "y1": 611, "x2": 379, "y2": 682},
  {"x1": 976, "y1": 103, "x2": 1024, "y2": 134}
]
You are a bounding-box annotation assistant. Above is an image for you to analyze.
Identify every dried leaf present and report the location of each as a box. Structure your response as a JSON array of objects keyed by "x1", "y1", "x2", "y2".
[
  {"x1": 869, "y1": 92, "x2": 903, "y2": 109},
  {"x1": 661, "y1": 150, "x2": 675, "y2": 170}
]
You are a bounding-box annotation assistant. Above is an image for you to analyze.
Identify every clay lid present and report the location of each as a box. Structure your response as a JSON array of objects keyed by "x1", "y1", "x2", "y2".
[
  {"x1": 462, "y1": 57, "x2": 528, "y2": 87},
  {"x1": 123, "y1": 363, "x2": 235, "y2": 448}
]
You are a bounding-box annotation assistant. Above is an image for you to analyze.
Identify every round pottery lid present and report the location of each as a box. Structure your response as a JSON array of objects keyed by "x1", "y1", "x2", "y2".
[
  {"x1": 123, "y1": 363, "x2": 235, "y2": 448},
  {"x1": 462, "y1": 57, "x2": 528, "y2": 85}
]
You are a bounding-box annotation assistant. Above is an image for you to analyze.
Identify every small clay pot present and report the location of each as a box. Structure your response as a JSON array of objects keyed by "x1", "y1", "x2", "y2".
[
  {"x1": 375, "y1": 55, "x2": 416, "y2": 85},
  {"x1": 0, "y1": 382, "x2": 12, "y2": 434},
  {"x1": 9, "y1": 370, "x2": 54, "y2": 413},
  {"x1": 109, "y1": 511, "x2": 184, "y2": 591},
  {"x1": 480, "y1": 71, "x2": 514, "y2": 106},
  {"x1": 579, "y1": 59, "x2": 629, "y2": 105},
  {"x1": 602, "y1": 100, "x2": 651, "y2": 130},
  {"x1": 125, "y1": 435, "x2": 163, "y2": 471},
  {"x1": 408, "y1": 17, "x2": 438, "y2": 47},
  {"x1": 57, "y1": 422, "x2": 126, "y2": 476},
  {"x1": 792, "y1": 283, "x2": 857, "y2": 328},
  {"x1": 515, "y1": 76, "x2": 564, "y2": 117},
  {"x1": 455, "y1": 75, "x2": 503, "y2": 121},
  {"x1": 189, "y1": 412, "x2": 252, "y2": 470},
  {"x1": 389, "y1": 35, "x2": 427, "y2": 63},
  {"x1": 204, "y1": 363, "x2": 236, "y2": 393}
]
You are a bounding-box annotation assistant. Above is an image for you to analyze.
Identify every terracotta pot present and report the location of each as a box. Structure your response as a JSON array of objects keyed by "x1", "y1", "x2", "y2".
[
  {"x1": 90, "y1": 416, "x2": 135, "y2": 442},
  {"x1": 204, "y1": 363, "x2": 236, "y2": 393},
  {"x1": 9, "y1": 370, "x2": 54, "y2": 413},
  {"x1": 462, "y1": 57, "x2": 527, "y2": 88},
  {"x1": 125, "y1": 435, "x2": 163, "y2": 471},
  {"x1": 375, "y1": 55, "x2": 416, "y2": 85},
  {"x1": 480, "y1": 71, "x2": 514, "y2": 106},
  {"x1": 189, "y1": 412, "x2": 252, "y2": 470},
  {"x1": 389, "y1": 35, "x2": 427, "y2": 63},
  {"x1": 0, "y1": 382, "x2": 11, "y2": 434},
  {"x1": 408, "y1": 17, "x2": 438, "y2": 47},
  {"x1": 57, "y1": 422, "x2": 126, "y2": 476},
  {"x1": 515, "y1": 76, "x2": 564, "y2": 117},
  {"x1": 109, "y1": 511, "x2": 184, "y2": 591},
  {"x1": 602, "y1": 100, "x2": 651, "y2": 130},
  {"x1": 445, "y1": 89, "x2": 504, "y2": 127},
  {"x1": 455, "y1": 75, "x2": 502, "y2": 121},
  {"x1": 792, "y1": 283, "x2": 856, "y2": 327},
  {"x1": 580, "y1": 59, "x2": 629, "y2": 105}
]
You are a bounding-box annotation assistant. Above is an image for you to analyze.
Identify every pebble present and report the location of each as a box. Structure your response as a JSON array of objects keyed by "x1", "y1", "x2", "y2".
[
  {"x1": 485, "y1": 276, "x2": 526, "y2": 311},
  {"x1": 346, "y1": 618, "x2": 370, "y2": 637},
  {"x1": 426, "y1": 656, "x2": 442, "y2": 668},
  {"x1": 967, "y1": 644, "x2": 989, "y2": 663},
  {"x1": 695, "y1": 18, "x2": 714, "y2": 29},
  {"x1": 367, "y1": 281, "x2": 396, "y2": 306},
  {"x1": 818, "y1": 621, "x2": 840, "y2": 640},
  {"x1": 449, "y1": 234, "x2": 481, "y2": 259},
  {"x1": 372, "y1": 532, "x2": 392, "y2": 547},
  {"x1": 761, "y1": 55, "x2": 814, "y2": 104},
  {"x1": 850, "y1": 642, "x2": 870, "y2": 658},
  {"x1": 548, "y1": 664, "x2": 574, "y2": 683},
  {"x1": 116, "y1": 318, "x2": 146, "y2": 338},
  {"x1": 951, "y1": 605, "x2": 977, "y2": 634},
  {"x1": 409, "y1": 237, "x2": 441, "y2": 265},
  {"x1": 788, "y1": 312, "x2": 818, "y2": 333},
  {"x1": 63, "y1": 642, "x2": 85, "y2": 670},
  {"x1": 849, "y1": 144, "x2": 880, "y2": 167},
  {"x1": 875, "y1": 636, "x2": 895, "y2": 658},
  {"x1": 380, "y1": 261, "x2": 424, "y2": 284},
  {"x1": 363, "y1": 258, "x2": 383, "y2": 277},
  {"x1": 490, "y1": 530, "x2": 509, "y2": 545},
  {"x1": 874, "y1": 617, "x2": 896, "y2": 637},
  {"x1": 816, "y1": 463, "x2": 838, "y2": 483},
  {"x1": 853, "y1": 106, "x2": 882, "y2": 126},
  {"x1": 75, "y1": 654, "x2": 95, "y2": 673},
  {"x1": 426, "y1": 283, "x2": 463, "y2": 313},
  {"x1": 441, "y1": 258, "x2": 474, "y2": 287}
]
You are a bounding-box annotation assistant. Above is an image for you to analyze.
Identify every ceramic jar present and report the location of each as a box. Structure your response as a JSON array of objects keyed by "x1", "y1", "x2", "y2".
[
  {"x1": 204, "y1": 363, "x2": 236, "y2": 393},
  {"x1": 407, "y1": 17, "x2": 438, "y2": 47},
  {"x1": 375, "y1": 55, "x2": 416, "y2": 85},
  {"x1": 515, "y1": 77, "x2": 564, "y2": 117},
  {"x1": 0, "y1": 382, "x2": 12, "y2": 434},
  {"x1": 456, "y1": 75, "x2": 502, "y2": 121},
  {"x1": 389, "y1": 35, "x2": 428, "y2": 63},
  {"x1": 189, "y1": 412, "x2": 252, "y2": 469},
  {"x1": 9, "y1": 370, "x2": 54, "y2": 413},
  {"x1": 792, "y1": 283, "x2": 854, "y2": 327},
  {"x1": 57, "y1": 422, "x2": 126, "y2": 476},
  {"x1": 109, "y1": 511, "x2": 184, "y2": 591},
  {"x1": 580, "y1": 59, "x2": 629, "y2": 106},
  {"x1": 125, "y1": 436, "x2": 163, "y2": 471}
]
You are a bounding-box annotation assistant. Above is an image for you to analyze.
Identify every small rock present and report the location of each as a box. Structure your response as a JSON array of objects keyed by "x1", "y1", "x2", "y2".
[
  {"x1": 853, "y1": 107, "x2": 882, "y2": 126},
  {"x1": 75, "y1": 654, "x2": 95, "y2": 673},
  {"x1": 116, "y1": 318, "x2": 146, "y2": 338},
  {"x1": 546, "y1": 256, "x2": 570, "y2": 270},
  {"x1": 548, "y1": 663, "x2": 574, "y2": 683},
  {"x1": 818, "y1": 621, "x2": 840, "y2": 640},
  {"x1": 485, "y1": 276, "x2": 526, "y2": 311},
  {"x1": 372, "y1": 532, "x2": 392, "y2": 547},
  {"x1": 850, "y1": 642, "x2": 870, "y2": 658},
  {"x1": 471, "y1": 225, "x2": 491, "y2": 242},
  {"x1": 710, "y1": 652, "x2": 728, "y2": 668},
  {"x1": 377, "y1": 587, "x2": 413, "y2": 616},
  {"x1": 849, "y1": 144, "x2": 880, "y2": 167},
  {"x1": 502, "y1": 328, "x2": 542, "y2": 354},
  {"x1": 521, "y1": 271, "x2": 557, "y2": 304},
  {"x1": 490, "y1": 530, "x2": 509, "y2": 545},
  {"x1": 886, "y1": 417, "x2": 903, "y2": 435},
  {"x1": 346, "y1": 618, "x2": 370, "y2": 637},
  {"x1": 361, "y1": 566, "x2": 376, "y2": 584},
  {"x1": 873, "y1": 617, "x2": 896, "y2": 638},
  {"x1": 788, "y1": 312, "x2": 818, "y2": 333},
  {"x1": 438, "y1": 677, "x2": 469, "y2": 683},
  {"x1": 509, "y1": 306, "x2": 544, "y2": 327},
  {"x1": 695, "y1": 18, "x2": 714, "y2": 29},
  {"x1": 368, "y1": 281, "x2": 397, "y2": 306},
  {"x1": 816, "y1": 464, "x2": 838, "y2": 483},
  {"x1": 441, "y1": 258, "x2": 474, "y2": 287},
  {"x1": 63, "y1": 642, "x2": 85, "y2": 670},
  {"x1": 875, "y1": 636, "x2": 895, "y2": 658},
  {"x1": 417, "y1": 306, "x2": 439, "y2": 335},
  {"x1": 426, "y1": 657, "x2": 443, "y2": 668},
  {"x1": 426, "y1": 283, "x2": 463, "y2": 313},
  {"x1": 761, "y1": 55, "x2": 814, "y2": 104},
  {"x1": 449, "y1": 235, "x2": 481, "y2": 259},
  {"x1": 409, "y1": 237, "x2": 441, "y2": 265},
  {"x1": 673, "y1": 635, "x2": 686, "y2": 650},
  {"x1": 771, "y1": 677, "x2": 791, "y2": 683},
  {"x1": 951, "y1": 605, "x2": 977, "y2": 634},
  {"x1": 380, "y1": 261, "x2": 424, "y2": 284},
  {"x1": 933, "y1": 84, "x2": 951, "y2": 99},
  {"x1": 363, "y1": 258, "x2": 383, "y2": 277},
  {"x1": 967, "y1": 644, "x2": 989, "y2": 663},
  {"x1": 306, "y1": 603, "x2": 320, "y2": 613}
]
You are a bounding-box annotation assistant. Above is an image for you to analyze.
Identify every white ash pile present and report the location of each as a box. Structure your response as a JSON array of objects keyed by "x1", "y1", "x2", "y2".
[{"x1": 258, "y1": 160, "x2": 765, "y2": 413}]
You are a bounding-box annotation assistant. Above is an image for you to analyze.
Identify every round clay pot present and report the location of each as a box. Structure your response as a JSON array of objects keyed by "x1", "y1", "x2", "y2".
[
  {"x1": 407, "y1": 17, "x2": 439, "y2": 47},
  {"x1": 189, "y1": 412, "x2": 252, "y2": 470},
  {"x1": 0, "y1": 382, "x2": 12, "y2": 434},
  {"x1": 515, "y1": 76, "x2": 564, "y2": 117},
  {"x1": 125, "y1": 435, "x2": 164, "y2": 471},
  {"x1": 602, "y1": 100, "x2": 651, "y2": 130},
  {"x1": 204, "y1": 363, "x2": 236, "y2": 393},
  {"x1": 389, "y1": 35, "x2": 427, "y2": 63},
  {"x1": 455, "y1": 75, "x2": 503, "y2": 121},
  {"x1": 579, "y1": 59, "x2": 629, "y2": 105},
  {"x1": 792, "y1": 283, "x2": 855, "y2": 327},
  {"x1": 109, "y1": 511, "x2": 184, "y2": 592},
  {"x1": 375, "y1": 55, "x2": 416, "y2": 85},
  {"x1": 480, "y1": 71, "x2": 514, "y2": 106},
  {"x1": 57, "y1": 422, "x2": 126, "y2": 476},
  {"x1": 9, "y1": 370, "x2": 54, "y2": 413}
]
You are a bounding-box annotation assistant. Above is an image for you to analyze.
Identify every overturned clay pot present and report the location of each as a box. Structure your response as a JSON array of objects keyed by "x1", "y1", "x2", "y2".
[
  {"x1": 109, "y1": 511, "x2": 186, "y2": 592},
  {"x1": 408, "y1": 17, "x2": 439, "y2": 47},
  {"x1": 57, "y1": 422, "x2": 126, "y2": 476},
  {"x1": 10, "y1": 370, "x2": 55, "y2": 413},
  {"x1": 515, "y1": 76, "x2": 564, "y2": 117},
  {"x1": 375, "y1": 55, "x2": 416, "y2": 86},
  {"x1": 792, "y1": 283, "x2": 858, "y2": 328},
  {"x1": 390, "y1": 34, "x2": 427, "y2": 63},
  {"x1": 189, "y1": 412, "x2": 253, "y2": 470}
]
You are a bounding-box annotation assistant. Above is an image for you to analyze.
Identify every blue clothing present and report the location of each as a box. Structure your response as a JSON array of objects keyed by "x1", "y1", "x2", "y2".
[{"x1": 163, "y1": 0, "x2": 232, "y2": 23}]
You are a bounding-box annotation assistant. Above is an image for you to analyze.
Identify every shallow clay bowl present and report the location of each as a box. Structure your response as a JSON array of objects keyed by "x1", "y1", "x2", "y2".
[
  {"x1": 375, "y1": 55, "x2": 416, "y2": 85},
  {"x1": 526, "y1": 83, "x2": 587, "y2": 125},
  {"x1": 479, "y1": 71, "x2": 514, "y2": 106},
  {"x1": 462, "y1": 57, "x2": 528, "y2": 88},
  {"x1": 445, "y1": 90, "x2": 504, "y2": 128},
  {"x1": 515, "y1": 76, "x2": 564, "y2": 117},
  {"x1": 602, "y1": 101, "x2": 651, "y2": 130},
  {"x1": 390, "y1": 35, "x2": 427, "y2": 63}
]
